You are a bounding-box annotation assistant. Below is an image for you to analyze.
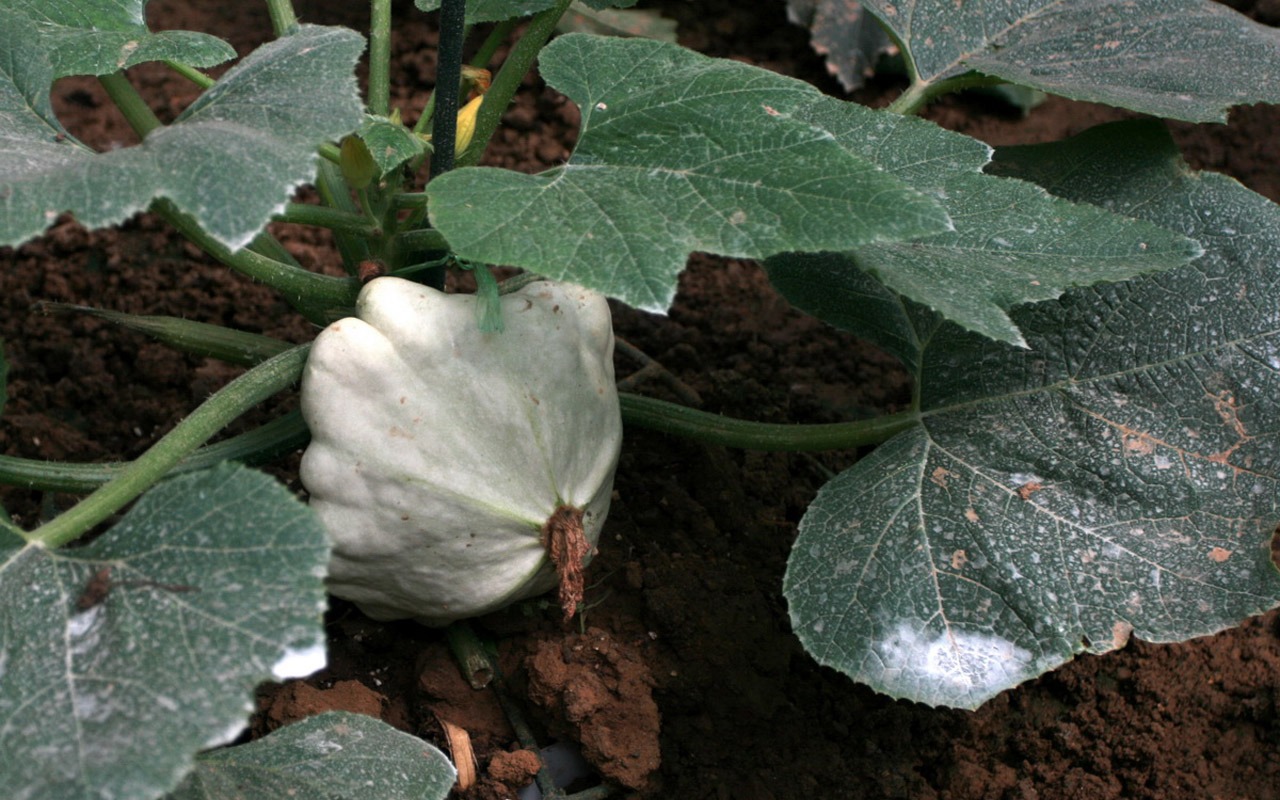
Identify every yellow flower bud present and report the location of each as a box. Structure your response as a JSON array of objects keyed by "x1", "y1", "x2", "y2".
[{"x1": 454, "y1": 94, "x2": 484, "y2": 158}]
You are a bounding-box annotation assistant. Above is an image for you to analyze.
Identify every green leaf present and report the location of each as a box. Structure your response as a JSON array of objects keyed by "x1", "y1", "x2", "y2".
[
  {"x1": 783, "y1": 120, "x2": 1280, "y2": 708},
  {"x1": 356, "y1": 114, "x2": 425, "y2": 178},
  {"x1": 0, "y1": 464, "x2": 331, "y2": 799},
  {"x1": 0, "y1": 24, "x2": 365, "y2": 251},
  {"x1": 413, "y1": 0, "x2": 556, "y2": 23},
  {"x1": 773, "y1": 97, "x2": 1201, "y2": 346},
  {"x1": 166, "y1": 712, "x2": 456, "y2": 800},
  {"x1": 428, "y1": 34, "x2": 951, "y2": 312},
  {"x1": 863, "y1": 0, "x2": 1280, "y2": 122},
  {"x1": 4, "y1": 0, "x2": 234, "y2": 78}
]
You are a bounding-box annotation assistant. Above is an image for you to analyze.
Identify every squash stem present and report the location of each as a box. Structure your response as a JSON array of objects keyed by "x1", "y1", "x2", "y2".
[
  {"x1": 0, "y1": 411, "x2": 309, "y2": 494},
  {"x1": 368, "y1": 0, "x2": 393, "y2": 117},
  {"x1": 265, "y1": 0, "x2": 300, "y2": 36},
  {"x1": 36, "y1": 303, "x2": 295, "y2": 366},
  {"x1": 445, "y1": 622, "x2": 495, "y2": 689},
  {"x1": 27, "y1": 345, "x2": 310, "y2": 548},
  {"x1": 619, "y1": 393, "x2": 918, "y2": 451}
]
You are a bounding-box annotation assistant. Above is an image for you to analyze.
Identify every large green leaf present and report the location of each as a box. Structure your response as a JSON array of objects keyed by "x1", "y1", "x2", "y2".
[
  {"x1": 4, "y1": 0, "x2": 234, "y2": 78},
  {"x1": 861, "y1": 0, "x2": 1280, "y2": 122},
  {"x1": 783, "y1": 97, "x2": 1201, "y2": 345},
  {"x1": 0, "y1": 464, "x2": 331, "y2": 799},
  {"x1": 166, "y1": 712, "x2": 456, "y2": 800},
  {"x1": 781, "y1": 120, "x2": 1280, "y2": 708},
  {"x1": 0, "y1": 24, "x2": 365, "y2": 251},
  {"x1": 428, "y1": 34, "x2": 952, "y2": 313}
]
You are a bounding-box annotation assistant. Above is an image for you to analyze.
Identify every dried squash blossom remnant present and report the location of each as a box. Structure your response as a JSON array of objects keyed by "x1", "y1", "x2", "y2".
[{"x1": 299, "y1": 278, "x2": 622, "y2": 625}]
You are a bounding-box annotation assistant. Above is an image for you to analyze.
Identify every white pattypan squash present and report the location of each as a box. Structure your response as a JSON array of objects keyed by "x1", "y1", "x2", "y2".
[{"x1": 299, "y1": 277, "x2": 621, "y2": 625}]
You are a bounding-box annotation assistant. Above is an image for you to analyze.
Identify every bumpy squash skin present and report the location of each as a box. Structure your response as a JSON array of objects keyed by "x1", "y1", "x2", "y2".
[{"x1": 300, "y1": 278, "x2": 621, "y2": 625}]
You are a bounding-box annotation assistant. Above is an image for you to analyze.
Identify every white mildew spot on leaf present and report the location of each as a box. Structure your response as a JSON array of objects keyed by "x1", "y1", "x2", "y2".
[
  {"x1": 873, "y1": 622, "x2": 1035, "y2": 701},
  {"x1": 783, "y1": 121, "x2": 1280, "y2": 711},
  {"x1": 0, "y1": 465, "x2": 331, "y2": 800},
  {"x1": 272, "y1": 642, "x2": 328, "y2": 680}
]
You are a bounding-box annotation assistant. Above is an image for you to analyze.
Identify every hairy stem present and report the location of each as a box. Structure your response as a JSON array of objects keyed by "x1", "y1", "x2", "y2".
[
  {"x1": 619, "y1": 393, "x2": 918, "y2": 451},
  {"x1": 164, "y1": 60, "x2": 216, "y2": 90},
  {"x1": 28, "y1": 346, "x2": 310, "y2": 548},
  {"x1": 0, "y1": 411, "x2": 309, "y2": 494},
  {"x1": 277, "y1": 203, "x2": 381, "y2": 236},
  {"x1": 457, "y1": 0, "x2": 573, "y2": 168},
  {"x1": 265, "y1": 0, "x2": 300, "y2": 36},
  {"x1": 36, "y1": 304, "x2": 294, "y2": 366},
  {"x1": 394, "y1": 226, "x2": 449, "y2": 252},
  {"x1": 368, "y1": 0, "x2": 393, "y2": 117},
  {"x1": 155, "y1": 200, "x2": 358, "y2": 323}
]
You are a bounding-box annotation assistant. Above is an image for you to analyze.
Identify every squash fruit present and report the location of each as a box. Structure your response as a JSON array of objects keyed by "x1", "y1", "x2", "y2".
[{"x1": 299, "y1": 277, "x2": 621, "y2": 625}]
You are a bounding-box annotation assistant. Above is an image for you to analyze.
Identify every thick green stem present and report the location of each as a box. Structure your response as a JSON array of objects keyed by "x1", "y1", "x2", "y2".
[
  {"x1": 457, "y1": 0, "x2": 572, "y2": 168},
  {"x1": 316, "y1": 159, "x2": 373, "y2": 273},
  {"x1": 0, "y1": 411, "x2": 309, "y2": 494},
  {"x1": 28, "y1": 345, "x2": 310, "y2": 548},
  {"x1": 368, "y1": 0, "x2": 393, "y2": 117},
  {"x1": 265, "y1": 0, "x2": 300, "y2": 36},
  {"x1": 394, "y1": 226, "x2": 449, "y2": 252},
  {"x1": 37, "y1": 304, "x2": 293, "y2": 366},
  {"x1": 99, "y1": 72, "x2": 163, "y2": 136},
  {"x1": 445, "y1": 621, "x2": 495, "y2": 689},
  {"x1": 156, "y1": 201, "x2": 358, "y2": 323},
  {"x1": 619, "y1": 393, "x2": 918, "y2": 451},
  {"x1": 165, "y1": 60, "x2": 216, "y2": 90},
  {"x1": 278, "y1": 203, "x2": 380, "y2": 236}
]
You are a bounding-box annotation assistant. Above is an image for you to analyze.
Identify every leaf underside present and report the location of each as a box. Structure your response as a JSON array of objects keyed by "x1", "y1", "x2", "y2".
[
  {"x1": 861, "y1": 0, "x2": 1280, "y2": 122},
  {"x1": 0, "y1": 23, "x2": 365, "y2": 252},
  {"x1": 0, "y1": 464, "x2": 331, "y2": 799},
  {"x1": 783, "y1": 120, "x2": 1280, "y2": 709}
]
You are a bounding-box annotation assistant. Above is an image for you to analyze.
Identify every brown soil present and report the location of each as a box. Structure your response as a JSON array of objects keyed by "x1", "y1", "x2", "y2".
[{"x1": 3, "y1": 1, "x2": 1280, "y2": 799}]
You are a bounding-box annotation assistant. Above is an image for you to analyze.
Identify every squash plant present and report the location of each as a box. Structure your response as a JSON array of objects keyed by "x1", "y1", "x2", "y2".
[{"x1": 1, "y1": 0, "x2": 1280, "y2": 796}]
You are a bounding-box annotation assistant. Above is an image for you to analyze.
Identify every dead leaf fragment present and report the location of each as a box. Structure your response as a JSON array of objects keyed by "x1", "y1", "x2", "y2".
[{"x1": 439, "y1": 718, "x2": 477, "y2": 790}]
